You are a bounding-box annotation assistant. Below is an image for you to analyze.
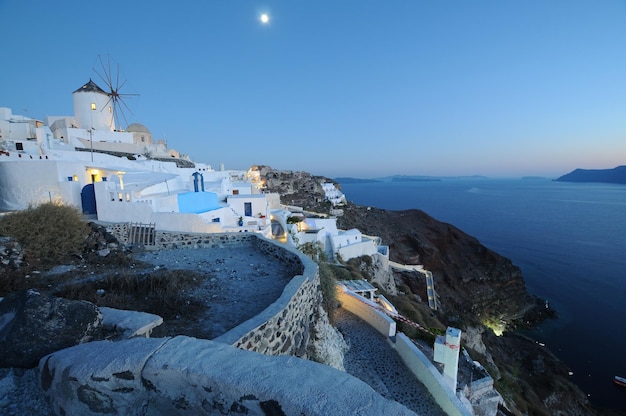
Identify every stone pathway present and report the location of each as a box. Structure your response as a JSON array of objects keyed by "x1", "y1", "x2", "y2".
[
  {"x1": 334, "y1": 308, "x2": 447, "y2": 416},
  {"x1": 134, "y1": 246, "x2": 293, "y2": 339}
]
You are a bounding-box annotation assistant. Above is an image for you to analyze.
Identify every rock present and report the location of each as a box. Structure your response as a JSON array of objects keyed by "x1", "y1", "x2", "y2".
[
  {"x1": 362, "y1": 254, "x2": 398, "y2": 295},
  {"x1": 0, "y1": 236, "x2": 25, "y2": 270},
  {"x1": 40, "y1": 336, "x2": 416, "y2": 416},
  {"x1": 0, "y1": 289, "x2": 103, "y2": 368},
  {"x1": 306, "y1": 306, "x2": 348, "y2": 371},
  {"x1": 255, "y1": 166, "x2": 332, "y2": 211},
  {"x1": 98, "y1": 248, "x2": 110, "y2": 257}
]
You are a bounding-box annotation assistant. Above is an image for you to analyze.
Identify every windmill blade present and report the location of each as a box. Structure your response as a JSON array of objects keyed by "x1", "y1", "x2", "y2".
[
  {"x1": 97, "y1": 54, "x2": 113, "y2": 89},
  {"x1": 106, "y1": 55, "x2": 113, "y2": 89},
  {"x1": 100, "y1": 96, "x2": 113, "y2": 113},
  {"x1": 116, "y1": 102, "x2": 131, "y2": 130},
  {"x1": 93, "y1": 66, "x2": 109, "y2": 89},
  {"x1": 91, "y1": 55, "x2": 140, "y2": 131},
  {"x1": 115, "y1": 63, "x2": 120, "y2": 93}
]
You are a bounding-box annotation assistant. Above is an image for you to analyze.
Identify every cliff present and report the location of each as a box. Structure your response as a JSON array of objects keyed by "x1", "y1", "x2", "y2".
[
  {"x1": 259, "y1": 166, "x2": 598, "y2": 416},
  {"x1": 556, "y1": 165, "x2": 626, "y2": 184}
]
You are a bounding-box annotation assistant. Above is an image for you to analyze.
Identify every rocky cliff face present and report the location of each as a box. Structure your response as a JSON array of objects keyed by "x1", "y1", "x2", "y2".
[
  {"x1": 252, "y1": 165, "x2": 335, "y2": 213},
  {"x1": 337, "y1": 205, "x2": 543, "y2": 330},
  {"x1": 259, "y1": 166, "x2": 599, "y2": 416}
]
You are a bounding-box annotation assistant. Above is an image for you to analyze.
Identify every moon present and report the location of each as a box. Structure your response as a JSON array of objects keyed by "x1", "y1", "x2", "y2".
[{"x1": 260, "y1": 13, "x2": 270, "y2": 24}]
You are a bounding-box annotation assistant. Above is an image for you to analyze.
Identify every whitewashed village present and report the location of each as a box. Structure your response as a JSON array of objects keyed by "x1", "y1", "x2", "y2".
[{"x1": 0, "y1": 78, "x2": 505, "y2": 415}]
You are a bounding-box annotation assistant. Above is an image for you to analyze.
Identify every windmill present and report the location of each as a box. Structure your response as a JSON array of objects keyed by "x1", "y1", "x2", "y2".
[{"x1": 93, "y1": 55, "x2": 139, "y2": 131}]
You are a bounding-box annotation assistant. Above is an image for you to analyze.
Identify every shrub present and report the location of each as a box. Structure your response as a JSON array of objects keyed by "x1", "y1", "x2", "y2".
[
  {"x1": 55, "y1": 269, "x2": 206, "y2": 320},
  {"x1": 286, "y1": 216, "x2": 303, "y2": 224},
  {"x1": 298, "y1": 242, "x2": 327, "y2": 263},
  {"x1": 317, "y1": 262, "x2": 339, "y2": 321},
  {"x1": 326, "y1": 264, "x2": 352, "y2": 281},
  {"x1": 0, "y1": 203, "x2": 88, "y2": 266}
]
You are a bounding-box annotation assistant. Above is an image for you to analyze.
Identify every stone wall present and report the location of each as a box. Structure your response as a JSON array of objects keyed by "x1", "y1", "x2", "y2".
[
  {"x1": 105, "y1": 225, "x2": 320, "y2": 359},
  {"x1": 39, "y1": 336, "x2": 415, "y2": 416}
]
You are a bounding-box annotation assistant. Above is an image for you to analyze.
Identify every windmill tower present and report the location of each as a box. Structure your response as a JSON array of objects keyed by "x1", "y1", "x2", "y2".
[
  {"x1": 73, "y1": 79, "x2": 114, "y2": 131},
  {"x1": 73, "y1": 56, "x2": 138, "y2": 133}
]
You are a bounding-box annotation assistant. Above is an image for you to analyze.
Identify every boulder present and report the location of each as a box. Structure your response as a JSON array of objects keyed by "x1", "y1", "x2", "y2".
[
  {"x1": 0, "y1": 289, "x2": 102, "y2": 368},
  {"x1": 0, "y1": 236, "x2": 25, "y2": 269},
  {"x1": 39, "y1": 336, "x2": 416, "y2": 416}
]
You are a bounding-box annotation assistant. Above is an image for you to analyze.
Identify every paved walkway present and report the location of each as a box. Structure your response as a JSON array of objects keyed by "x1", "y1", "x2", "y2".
[
  {"x1": 334, "y1": 308, "x2": 447, "y2": 416},
  {"x1": 134, "y1": 246, "x2": 293, "y2": 339}
]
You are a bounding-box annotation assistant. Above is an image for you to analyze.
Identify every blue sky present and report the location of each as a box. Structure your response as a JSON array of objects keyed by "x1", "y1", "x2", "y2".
[{"x1": 1, "y1": 1, "x2": 626, "y2": 178}]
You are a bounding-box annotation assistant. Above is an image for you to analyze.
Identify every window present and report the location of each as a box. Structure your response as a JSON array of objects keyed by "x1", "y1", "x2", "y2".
[
  {"x1": 15, "y1": 142, "x2": 23, "y2": 151},
  {"x1": 233, "y1": 189, "x2": 239, "y2": 195}
]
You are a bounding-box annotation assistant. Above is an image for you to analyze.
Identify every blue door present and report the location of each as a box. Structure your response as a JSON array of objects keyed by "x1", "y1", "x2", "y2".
[{"x1": 81, "y1": 184, "x2": 97, "y2": 215}]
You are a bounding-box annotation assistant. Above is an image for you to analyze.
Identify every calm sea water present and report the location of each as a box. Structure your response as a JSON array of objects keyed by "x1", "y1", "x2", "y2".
[{"x1": 338, "y1": 178, "x2": 626, "y2": 412}]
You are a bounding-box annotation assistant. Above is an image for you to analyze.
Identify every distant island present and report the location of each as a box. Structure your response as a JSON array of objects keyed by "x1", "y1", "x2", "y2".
[
  {"x1": 336, "y1": 175, "x2": 489, "y2": 184},
  {"x1": 555, "y1": 165, "x2": 626, "y2": 184},
  {"x1": 333, "y1": 177, "x2": 382, "y2": 184},
  {"x1": 521, "y1": 176, "x2": 550, "y2": 180},
  {"x1": 389, "y1": 176, "x2": 441, "y2": 182}
]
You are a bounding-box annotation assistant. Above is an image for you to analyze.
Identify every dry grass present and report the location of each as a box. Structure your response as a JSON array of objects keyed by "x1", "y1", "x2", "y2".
[
  {"x1": 0, "y1": 203, "x2": 88, "y2": 266},
  {"x1": 54, "y1": 268, "x2": 207, "y2": 320}
]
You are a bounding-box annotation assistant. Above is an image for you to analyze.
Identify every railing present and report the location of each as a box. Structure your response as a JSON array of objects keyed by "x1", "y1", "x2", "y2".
[
  {"x1": 128, "y1": 222, "x2": 156, "y2": 246},
  {"x1": 425, "y1": 271, "x2": 437, "y2": 310},
  {"x1": 390, "y1": 261, "x2": 438, "y2": 310}
]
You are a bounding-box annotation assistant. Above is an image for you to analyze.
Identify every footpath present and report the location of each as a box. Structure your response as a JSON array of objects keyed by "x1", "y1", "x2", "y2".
[{"x1": 334, "y1": 308, "x2": 446, "y2": 416}]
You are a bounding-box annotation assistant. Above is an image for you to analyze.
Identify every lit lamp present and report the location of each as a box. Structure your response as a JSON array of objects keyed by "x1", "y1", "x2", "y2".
[{"x1": 116, "y1": 171, "x2": 126, "y2": 190}]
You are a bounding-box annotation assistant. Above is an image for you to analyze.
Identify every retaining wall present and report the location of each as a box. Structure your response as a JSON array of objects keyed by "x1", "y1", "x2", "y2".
[
  {"x1": 394, "y1": 333, "x2": 472, "y2": 416},
  {"x1": 338, "y1": 287, "x2": 472, "y2": 416},
  {"x1": 39, "y1": 336, "x2": 416, "y2": 416},
  {"x1": 106, "y1": 225, "x2": 320, "y2": 357},
  {"x1": 336, "y1": 288, "x2": 396, "y2": 338}
]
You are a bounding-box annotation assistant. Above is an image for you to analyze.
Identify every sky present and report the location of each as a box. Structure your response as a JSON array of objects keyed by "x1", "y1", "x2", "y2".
[{"x1": 1, "y1": 1, "x2": 626, "y2": 179}]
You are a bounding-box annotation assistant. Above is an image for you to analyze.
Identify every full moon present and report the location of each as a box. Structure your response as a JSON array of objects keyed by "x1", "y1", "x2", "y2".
[{"x1": 260, "y1": 13, "x2": 270, "y2": 24}]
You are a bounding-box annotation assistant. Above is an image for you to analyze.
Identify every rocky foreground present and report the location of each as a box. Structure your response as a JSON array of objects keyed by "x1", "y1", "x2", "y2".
[{"x1": 255, "y1": 166, "x2": 604, "y2": 416}]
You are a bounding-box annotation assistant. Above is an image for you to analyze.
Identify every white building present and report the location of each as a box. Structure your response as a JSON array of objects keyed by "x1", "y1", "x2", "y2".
[
  {"x1": 321, "y1": 182, "x2": 346, "y2": 206},
  {"x1": 271, "y1": 212, "x2": 381, "y2": 262},
  {"x1": 0, "y1": 80, "x2": 271, "y2": 236}
]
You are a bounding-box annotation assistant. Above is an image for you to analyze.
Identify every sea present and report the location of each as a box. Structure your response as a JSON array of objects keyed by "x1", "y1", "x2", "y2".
[{"x1": 337, "y1": 178, "x2": 626, "y2": 413}]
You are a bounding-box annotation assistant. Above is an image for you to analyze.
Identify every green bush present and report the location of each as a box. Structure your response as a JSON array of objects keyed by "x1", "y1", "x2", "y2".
[
  {"x1": 327, "y1": 264, "x2": 352, "y2": 281},
  {"x1": 0, "y1": 203, "x2": 88, "y2": 265},
  {"x1": 317, "y1": 262, "x2": 340, "y2": 324}
]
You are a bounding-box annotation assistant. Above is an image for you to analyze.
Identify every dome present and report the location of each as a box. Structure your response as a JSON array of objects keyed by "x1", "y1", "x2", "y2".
[{"x1": 126, "y1": 123, "x2": 151, "y2": 134}]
